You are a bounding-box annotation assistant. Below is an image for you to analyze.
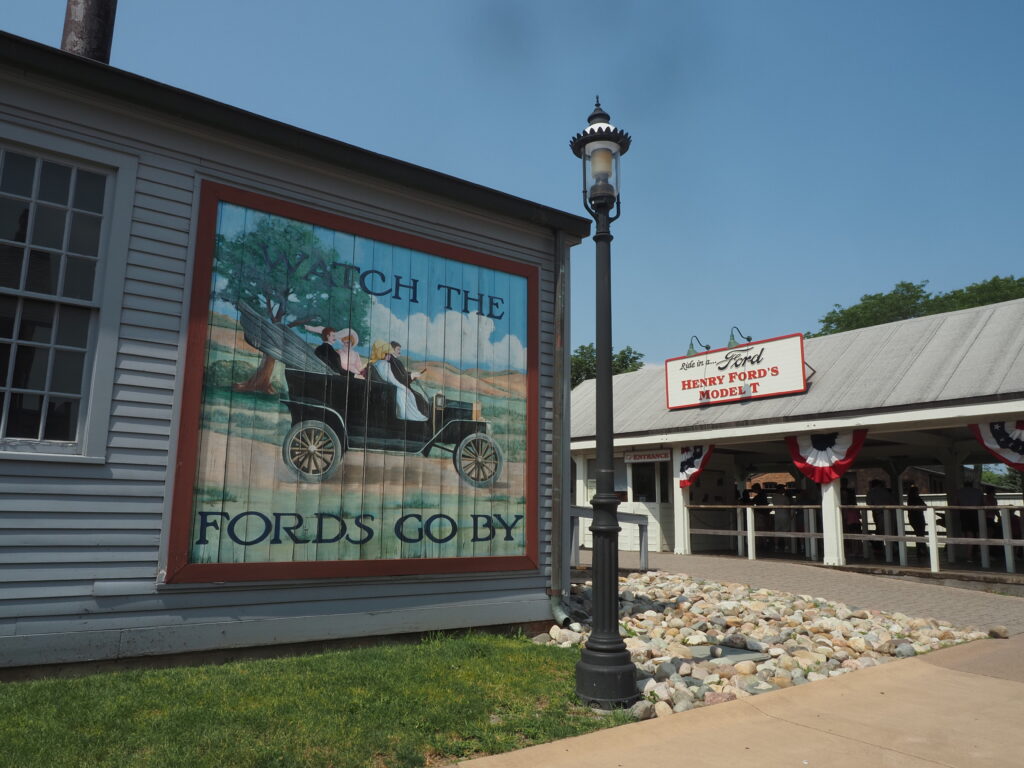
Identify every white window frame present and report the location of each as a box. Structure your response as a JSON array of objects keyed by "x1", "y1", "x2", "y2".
[{"x1": 0, "y1": 123, "x2": 136, "y2": 462}]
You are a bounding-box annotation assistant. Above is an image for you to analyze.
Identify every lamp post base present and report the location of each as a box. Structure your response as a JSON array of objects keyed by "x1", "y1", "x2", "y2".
[{"x1": 575, "y1": 646, "x2": 639, "y2": 708}]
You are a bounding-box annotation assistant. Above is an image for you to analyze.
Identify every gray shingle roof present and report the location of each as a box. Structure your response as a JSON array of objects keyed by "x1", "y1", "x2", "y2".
[{"x1": 571, "y1": 298, "x2": 1024, "y2": 439}]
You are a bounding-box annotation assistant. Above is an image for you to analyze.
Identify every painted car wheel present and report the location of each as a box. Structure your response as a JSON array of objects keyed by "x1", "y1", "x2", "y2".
[
  {"x1": 453, "y1": 432, "x2": 504, "y2": 488},
  {"x1": 283, "y1": 420, "x2": 343, "y2": 482}
]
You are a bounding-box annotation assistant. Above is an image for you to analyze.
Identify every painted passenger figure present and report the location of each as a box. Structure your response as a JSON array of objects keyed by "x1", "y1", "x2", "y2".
[
  {"x1": 307, "y1": 326, "x2": 366, "y2": 378},
  {"x1": 369, "y1": 340, "x2": 428, "y2": 421},
  {"x1": 389, "y1": 341, "x2": 430, "y2": 417}
]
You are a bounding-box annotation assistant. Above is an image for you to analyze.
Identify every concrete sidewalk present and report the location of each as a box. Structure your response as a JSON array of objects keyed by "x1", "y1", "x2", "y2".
[
  {"x1": 460, "y1": 634, "x2": 1024, "y2": 768},
  {"x1": 459, "y1": 553, "x2": 1024, "y2": 767}
]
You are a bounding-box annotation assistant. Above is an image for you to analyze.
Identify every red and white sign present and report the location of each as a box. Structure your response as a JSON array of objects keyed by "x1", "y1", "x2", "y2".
[
  {"x1": 624, "y1": 449, "x2": 671, "y2": 463},
  {"x1": 664, "y1": 334, "x2": 807, "y2": 410}
]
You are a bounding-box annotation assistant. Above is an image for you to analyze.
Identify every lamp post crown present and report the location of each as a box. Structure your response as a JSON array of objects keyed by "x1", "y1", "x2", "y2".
[
  {"x1": 570, "y1": 99, "x2": 632, "y2": 158},
  {"x1": 587, "y1": 97, "x2": 610, "y2": 125}
]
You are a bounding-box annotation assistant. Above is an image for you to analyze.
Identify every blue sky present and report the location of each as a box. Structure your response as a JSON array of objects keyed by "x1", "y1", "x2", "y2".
[{"x1": 6, "y1": 1, "x2": 1023, "y2": 365}]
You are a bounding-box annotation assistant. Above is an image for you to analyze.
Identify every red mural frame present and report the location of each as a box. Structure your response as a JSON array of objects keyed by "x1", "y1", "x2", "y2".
[{"x1": 165, "y1": 181, "x2": 540, "y2": 583}]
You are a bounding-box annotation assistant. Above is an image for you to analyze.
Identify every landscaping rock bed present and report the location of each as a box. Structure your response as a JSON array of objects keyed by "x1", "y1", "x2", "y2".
[{"x1": 536, "y1": 571, "x2": 992, "y2": 720}]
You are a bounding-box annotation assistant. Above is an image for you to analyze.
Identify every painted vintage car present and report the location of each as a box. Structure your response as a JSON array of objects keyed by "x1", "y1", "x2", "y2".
[{"x1": 237, "y1": 301, "x2": 503, "y2": 487}]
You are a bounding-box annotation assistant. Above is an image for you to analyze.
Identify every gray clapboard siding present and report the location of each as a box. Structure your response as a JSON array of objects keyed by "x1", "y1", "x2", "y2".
[
  {"x1": 110, "y1": 372, "x2": 176, "y2": 394},
  {"x1": 3, "y1": 574, "x2": 549, "y2": 622},
  {"x1": 1, "y1": 583, "x2": 95, "y2": 602},
  {"x1": 122, "y1": 279, "x2": 184, "y2": 303},
  {"x1": 0, "y1": 497, "x2": 165, "y2": 514},
  {"x1": 0, "y1": 547, "x2": 157, "y2": 564},
  {"x1": 106, "y1": 438, "x2": 169, "y2": 455},
  {"x1": 120, "y1": 309, "x2": 182, "y2": 333},
  {"x1": 123, "y1": 264, "x2": 186, "y2": 290},
  {"x1": 103, "y1": 448, "x2": 169, "y2": 466},
  {"x1": 0, "y1": 507, "x2": 160, "y2": 520},
  {"x1": 121, "y1": 293, "x2": 183, "y2": 317},
  {"x1": 111, "y1": 384, "x2": 175, "y2": 406},
  {"x1": 134, "y1": 192, "x2": 192, "y2": 219},
  {"x1": 1, "y1": 531, "x2": 160, "y2": 548},
  {"x1": 135, "y1": 178, "x2": 193, "y2": 205},
  {"x1": 127, "y1": 245, "x2": 187, "y2": 270},
  {"x1": 0, "y1": 462, "x2": 166, "y2": 481},
  {"x1": 130, "y1": 220, "x2": 191, "y2": 247},
  {"x1": 107, "y1": 421, "x2": 171, "y2": 439},
  {"x1": 0, "y1": 65, "x2": 570, "y2": 667},
  {"x1": 131, "y1": 206, "x2": 191, "y2": 232},
  {"x1": 8, "y1": 581, "x2": 548, "y2": 626},
  {"x1": 1, "y1": 563, "x2": 159, "y2": 581},
  {"x1": 135, "y1": 163, "x2": 193, "y2": 191},
  {"x1": 15, "y1": 586, "x2": 549, "y2": 634},
  {"x1": 116, "y1": 339, "x2": 181, "y2": 363},
  {"x1": 117, "y1": 324, "x2": 181, "y2": 347}
]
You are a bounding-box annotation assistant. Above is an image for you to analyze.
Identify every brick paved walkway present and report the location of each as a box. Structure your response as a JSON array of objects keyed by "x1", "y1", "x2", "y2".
[{"x1": 578, "y1": 551, "x2": 1024, "y2": 634}]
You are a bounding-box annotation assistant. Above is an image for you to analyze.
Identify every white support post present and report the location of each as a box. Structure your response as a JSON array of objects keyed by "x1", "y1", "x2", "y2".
[
  {"x1": 729, "y1": 460, "x2": 745, "y2": 557},
  {"x1": 576, "y1": 456, "x2": 590, "y2": 550},
  {"x1": 926, "y1": 507, "x2": 940, "y2": 573},
  {"x1": 978, "y1": 510, "x2": 991, "y2": 570},
  {"x1": 1001, "y1": 508, "x2": 1015, "y2": 575},
  {"x1": 682, "y1": 485, "x2": 692, "y2": 555},
  {"x1": 860, "y1": 506, "x2": 871, "y2": 560},
  {"x1": 570, "y1": 515, "x2": 580, "y2": 568},
  {"x1": 736, "y1": 506, "x2": 746, "y2": 557},
  {"x1": 809, "y1": 507, "x2": 819, "y2": 561},
  {"x1": 898, "y1": 507, "x2": 908, "y2": 567},
  {"x1": 821, "y1": 479, "x2": 843, "y2": 566},
  {"x1": 894, "y1": 470, "x2": 908, "y2": 567},
  {"x1": 943, "y1": 455, "x2": 964, "y2": 564},
  {"x1": 883, "y1": 509, "x2": 894, "y2": 563},
  {"x1": 674, "y1": 482, "x2": 692, "y2": 555},
  {"x1": 746, "y1": 506, "x2": 756, "y2": 560}
]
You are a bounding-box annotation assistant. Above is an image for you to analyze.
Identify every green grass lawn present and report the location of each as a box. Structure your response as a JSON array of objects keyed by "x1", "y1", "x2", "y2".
[{"x1": 0, "y1": 633, "x2": 630, "y2": 768}]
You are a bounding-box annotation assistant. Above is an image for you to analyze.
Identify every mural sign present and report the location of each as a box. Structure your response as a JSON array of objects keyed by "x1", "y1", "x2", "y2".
[
  {"x1": 167, "y1": 183, "x2": 537, "y2": 581},
  {"x1": 664, "y1": 334, "x2": 807, "y2": 410}
]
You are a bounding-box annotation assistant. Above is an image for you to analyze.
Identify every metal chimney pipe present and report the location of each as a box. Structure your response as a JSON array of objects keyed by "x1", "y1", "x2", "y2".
[{"x1": 61, "y1": 0, "x2": 118, "y2": 64}]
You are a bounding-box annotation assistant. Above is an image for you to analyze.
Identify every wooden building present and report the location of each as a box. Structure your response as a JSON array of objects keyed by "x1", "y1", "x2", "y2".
[
  {"x1": 0, "y1": 33, "x2": 586, "y2": 668},
  {"x1": 571, "y1": 299, "x2": 1024, "y2": 567}
]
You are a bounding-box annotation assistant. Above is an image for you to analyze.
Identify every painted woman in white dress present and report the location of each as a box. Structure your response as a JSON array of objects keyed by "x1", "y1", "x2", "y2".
[{"x1": 368, "y1": 340, "x2": 427, "y2": 421}]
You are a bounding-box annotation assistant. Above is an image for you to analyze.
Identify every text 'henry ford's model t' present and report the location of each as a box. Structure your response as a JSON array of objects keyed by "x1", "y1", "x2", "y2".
[{"x1": 237, "y1": 302, "x2": 504, "y2": 488}]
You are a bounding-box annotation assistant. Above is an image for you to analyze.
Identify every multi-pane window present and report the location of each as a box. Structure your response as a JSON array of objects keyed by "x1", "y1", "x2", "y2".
[{"x1": 0, "y1": 146, "x2": 107, "y2": 445}]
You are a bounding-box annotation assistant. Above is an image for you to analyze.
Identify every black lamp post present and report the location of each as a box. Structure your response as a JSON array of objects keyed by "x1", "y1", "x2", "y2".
[{"x1": 570, "y1": 99, "x2": 638, "y2": 707}]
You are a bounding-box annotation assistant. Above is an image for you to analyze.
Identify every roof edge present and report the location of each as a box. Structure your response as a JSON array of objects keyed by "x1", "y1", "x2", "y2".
[
  {"x1": 0, "y1": 32, "x2": 591, "y2": 240},
  {"x1": 571, "y1": 390, "x2": 1024, "y2": 442}
]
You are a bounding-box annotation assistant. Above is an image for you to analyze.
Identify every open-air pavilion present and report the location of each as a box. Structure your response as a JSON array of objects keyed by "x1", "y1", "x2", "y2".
[{"x1": 569, "y1": 298, "x2": 1024, "y2": 573}]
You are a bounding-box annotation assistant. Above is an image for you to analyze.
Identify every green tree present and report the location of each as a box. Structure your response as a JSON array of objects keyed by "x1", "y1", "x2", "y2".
[
  {"x1": 570, "y1": 343, "x2": 645, "y2": 387},
  {"x1": 215, "y1": 215, "x2": 372, "y2": 393},
  {"x1": 812, "y1": 275, "x2": 1024, "y2": 336},
  {"x1": 982, "y1": 466, "x2": 1024, "y2": 492},
  {"x1": 815, "y1": 281, "x2": 931, "y2": 335}
]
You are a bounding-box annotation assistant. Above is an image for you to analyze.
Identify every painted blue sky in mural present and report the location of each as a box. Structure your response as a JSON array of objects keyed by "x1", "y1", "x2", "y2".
[{"x1": 212, "y1": 203, "x2": 528, "y2": 372}]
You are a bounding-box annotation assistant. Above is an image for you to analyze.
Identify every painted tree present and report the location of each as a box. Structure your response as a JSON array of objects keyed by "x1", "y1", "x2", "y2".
[{"x1": 214, "y1": 214, "x2": 372, "y2": 393}]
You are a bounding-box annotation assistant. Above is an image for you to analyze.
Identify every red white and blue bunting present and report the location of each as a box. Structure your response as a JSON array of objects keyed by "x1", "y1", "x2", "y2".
[
  {"x1": 785, "y1": 430, "x2": 867, "y2": 484},
  {"x1": 678, "y1": 444, "x2": 714, "y2": 488},
  {"x1": 970, "y1": 420, "x2": 1024, "y2": 472}
]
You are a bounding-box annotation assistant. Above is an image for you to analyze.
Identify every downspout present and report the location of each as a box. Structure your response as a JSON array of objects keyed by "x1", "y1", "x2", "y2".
[{"x1": 549, "y1": 228, "x2": 573, "y2": 625}]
